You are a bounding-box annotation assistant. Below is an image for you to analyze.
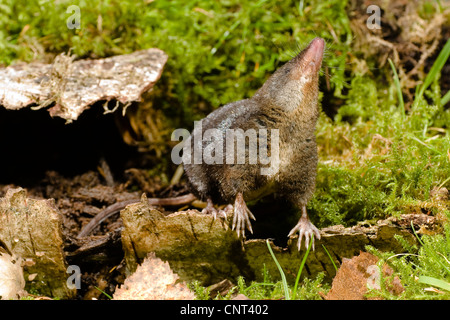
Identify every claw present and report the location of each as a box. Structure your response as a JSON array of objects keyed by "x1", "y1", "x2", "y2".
[
  {"x1": 202, "y1": 198, "x2": 228, "y2": 219},
  {"x1": 222, "y1": 204, "x2": 233, "y2": 217},
  {"x1": 288, "y1": 205, "x2": 320, "y2": 251},
  {"x1": 231, "y1": 192, "x2": 255, "y2": 238},
  {"x1": 203, "y1": 194, "x2": 255, "y2": 238}
]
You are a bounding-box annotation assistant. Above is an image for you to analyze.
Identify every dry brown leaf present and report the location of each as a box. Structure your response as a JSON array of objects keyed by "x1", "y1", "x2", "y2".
[
  {"x1": 113, "y1": 252, "x2": 196, "y2": 300},
  {"x1": 0, "y1": 250, "x2": 25, "y2": 300},
  {"x1": 325, "y1": 251, "x2": 404, "y2": 300}
]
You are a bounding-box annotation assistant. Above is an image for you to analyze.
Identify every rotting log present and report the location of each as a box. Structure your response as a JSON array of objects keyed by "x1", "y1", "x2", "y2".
[
  {"x1": 0, "y1": 186, "x2": 441, "y2": 296},
  {"x1": 120, "y1": 197, "x2": 440, "y2": 286},
  {"x1": 120, "y1": 196, "x2": 247, "y2": 285},
  {"x1": 0, "y1": 48, "x2": 168, "y2": 122},
  {"x1": 0, "y1": 187, "x2": 76, "y2": 299},
  {"x1": 244, "y1": 216, "x2": 426, "y2": 284}
]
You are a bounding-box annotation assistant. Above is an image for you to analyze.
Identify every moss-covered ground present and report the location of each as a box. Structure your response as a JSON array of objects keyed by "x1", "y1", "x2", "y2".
[{"x1": 1, "y1": 0, "x2": 449, "y2": 299}]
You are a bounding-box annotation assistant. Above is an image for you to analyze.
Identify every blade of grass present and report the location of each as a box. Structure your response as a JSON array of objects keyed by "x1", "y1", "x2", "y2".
[
  {"x1": 388, "y1": 58, "x2": 405, "y2": 120},
  {"x1": 322, "y1": 244, "x2": 338, "y2": 272},
  {"x1": 292, "y1": 238, "x2": 312, "y2": 299},
  {"x1": 438, "y1": 176, "x2": 450, "y2": 190},
  {"x1": 441, "y1": 90, "x2": 450, "y2": 106},
  {"x1": 210, "y1": 20, "x2": 241, "y2": 55},
  {"x1": 418, "y1": 276, "x2": 450, "y2": 292},
  {"x1": 435, "y1": 0, "x2": 443, "y2": 12},
  {"x1": 411, "y1": 221, "x2": 450, "y2": 276},
  {"x1": 298, "y1": 0, "x2": 305, "y2": 16},
  {"x1": 414, "y1": 39, "x2": 450, "y2": 108},
  {"x1": 409, "y1": 135, "x2": 442, "y2": 154},
  {"x1": 94, "y1": 286, "x2": 112, "y2": 299},
  {"x1": 266, "y1": 239, "x2": 290, "y2": 300}
]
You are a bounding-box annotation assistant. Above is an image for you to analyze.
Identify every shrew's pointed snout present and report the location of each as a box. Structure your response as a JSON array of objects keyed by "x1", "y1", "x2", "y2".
[
  {"x1": 302, "y1": 37, "x2": 325, "y2": 73},
  {"x1": 291, "y1": 37, "x2": 325, "y2": 77}
]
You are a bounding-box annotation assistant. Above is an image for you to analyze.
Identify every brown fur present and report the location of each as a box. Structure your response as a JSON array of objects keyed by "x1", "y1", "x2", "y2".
[{"x1": 184, "y1": 38, "x2": 323, "y2": 214}]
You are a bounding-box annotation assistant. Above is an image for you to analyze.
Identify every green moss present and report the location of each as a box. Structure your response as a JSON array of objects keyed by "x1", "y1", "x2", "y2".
[
  {"x1": 2, "y1": 0, "x2": 449, "y2": 300},
  {"x1": 1, "y1": 0, "x2": 448, "y2": 228},
  {"x1": 312, "y1": 112, "x2": 449, "y2": 227},
  {"x1": 334, "y1": 75, "x2": 379, "y2": 123},
  {"x1": 0, "y1": 0, "x2": 352, "y2": 124},
  {"x1": 366, "y1": 222, "x2": 450, "y2": 300}
]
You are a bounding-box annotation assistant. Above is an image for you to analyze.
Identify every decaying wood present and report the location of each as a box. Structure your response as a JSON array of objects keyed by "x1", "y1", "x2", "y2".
[
  {"x1": 119, "y1": 198, "x2": 440, "y2": 286},
  {"x1": 120, "y1": 198, "x2": 244, "y2": 284},
  {"x1": 0, "y1": 188, "x2": 75, "y2": 299},
  {"x1": 0, "y1": 48, "x2": 168, "y2": 121},
  {"x1": 0, "y1": 186, "x2": 441, "y2": 296}
]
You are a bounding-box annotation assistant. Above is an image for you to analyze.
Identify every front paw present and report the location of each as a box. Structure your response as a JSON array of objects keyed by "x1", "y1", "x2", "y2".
[{"x1": 288, "y1": 218, "x2": 321, "y2": 251}]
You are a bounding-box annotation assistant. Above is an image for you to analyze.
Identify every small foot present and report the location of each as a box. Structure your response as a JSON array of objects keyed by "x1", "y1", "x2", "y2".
[
  {"x1": 232, "y1": 192, "x2": 256, "y2": 238},
  {"x1": 288, "y1": 205, "x2": 321, "y2": 251},
  {"x1": 201, "y1": 198, "x2": 228, "y2": 219}
]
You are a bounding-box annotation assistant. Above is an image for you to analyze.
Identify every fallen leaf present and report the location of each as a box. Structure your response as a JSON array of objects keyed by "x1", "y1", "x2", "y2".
[
  {"x1": 0, "y1": 250, "x2": 25, "y2": 300},
  {"x1": 325, "y1": 251, "x2": 404, "y2": 300},
  {"x1": 113, "y1": 252, "x2": 196, "y2": 300}
]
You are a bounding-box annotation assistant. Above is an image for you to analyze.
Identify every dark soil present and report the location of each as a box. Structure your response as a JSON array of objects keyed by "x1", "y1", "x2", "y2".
[
  {"x1": 0, "y1": 104, "x2": 190, "y2": 299},
  {"x1": 0, "y1": 5, "x2": 447, "y2": 298},
  {"x1": 0, "y1": 103, "x2": 304, "y2": 299}
]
